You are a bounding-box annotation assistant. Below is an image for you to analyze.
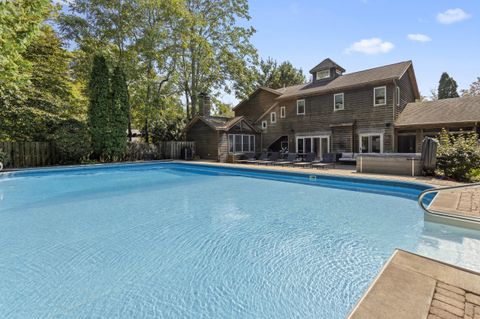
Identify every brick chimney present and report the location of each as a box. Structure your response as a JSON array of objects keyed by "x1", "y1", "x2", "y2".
[{"x1": 198, "y1": 92, "x2": 211, "y2": 117}]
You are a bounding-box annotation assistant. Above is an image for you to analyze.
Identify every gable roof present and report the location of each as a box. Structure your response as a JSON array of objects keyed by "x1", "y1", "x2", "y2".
[
  {"x1": 309, "y1": 58, "x2": 345, "y2": 74},
  {"x1": 395, "y1": 95, "x2": 480, "y2": 127},
  {"x1": 232, "y1": 86, "x2": 281, "y2": 111},
  {"x1": 184, "y1": 115, "x2": 260, "y2": 133},
  {"x1": 277, "y1": 60, "x2": 416, "y2": 100}
]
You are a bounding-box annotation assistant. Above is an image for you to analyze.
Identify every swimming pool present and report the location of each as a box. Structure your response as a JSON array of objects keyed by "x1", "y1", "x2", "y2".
[{"x1": 1, "y1": 162, "x2": 479, "y2": 318}]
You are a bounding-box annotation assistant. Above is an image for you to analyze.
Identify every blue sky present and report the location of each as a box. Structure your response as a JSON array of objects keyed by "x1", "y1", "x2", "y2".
[{"x1": 224, "y1": 0, "x2": 479, "y2": 103}]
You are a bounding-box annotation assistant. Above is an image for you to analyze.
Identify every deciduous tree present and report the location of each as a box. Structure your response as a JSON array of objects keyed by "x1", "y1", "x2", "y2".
[
  {"x1": 176, "y1": 0, "x2": 257, "y2": 118},
  {"x1": 235, "y1": 58, "x2": 306, "y2": 99},
  {"x1": 461, "y1": 77, "x2": 480, "y2": 96},
  {"x1": 0, "y1": 0, "x2": 51, "y2": 101}
]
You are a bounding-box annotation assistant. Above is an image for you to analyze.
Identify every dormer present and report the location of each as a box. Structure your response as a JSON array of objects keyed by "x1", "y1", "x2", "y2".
[{"x1": 310, "y1": 58, "x2": 345, "y2": 82}]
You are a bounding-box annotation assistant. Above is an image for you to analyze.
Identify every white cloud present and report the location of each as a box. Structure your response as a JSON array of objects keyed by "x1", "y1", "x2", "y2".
[
  {"x1": 407, "y1": 33, "x2": 432, "y2": 42},
  {"x1": 345, "y1": 38, "x2": 394, "y2": 55},
  {"x1": 437, "y1": 8, "x2": 471, "y2": 24}
]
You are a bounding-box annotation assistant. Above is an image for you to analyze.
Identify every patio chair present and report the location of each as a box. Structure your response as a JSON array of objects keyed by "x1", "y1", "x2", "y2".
[
  {"x1": 246, "y1": 152, "x2": 268, "y2": 164},
  {"x1": 235, "y1": 153, "x2": 256, "y2": 164},
  {"x1": 293, "y1": 152, "x2": 318, "y2": 168},
  {"x1": 312, "y1": 153, "x2": 337, "y2": 169},
  {"x1": 256, "y1": 152, "x2": 280, "y2": 165},
  {"x1": 273, "y1": 153, "x2": 300, "y2": 166}
]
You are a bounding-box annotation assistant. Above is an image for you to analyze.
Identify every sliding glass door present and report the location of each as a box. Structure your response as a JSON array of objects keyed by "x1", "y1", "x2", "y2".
[{"x1": 296, "y1": 136, "x2": 330, "y2": 159}]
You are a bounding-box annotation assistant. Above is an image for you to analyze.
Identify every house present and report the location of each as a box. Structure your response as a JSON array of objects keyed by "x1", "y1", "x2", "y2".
[
  {"x1": 184, "y1": 94, "x2": 260, "y2": 162},
  {"x1": 233, "y1": 58, "x2": 420, "y2": 158},
  {"x1": 395, "y1": 95, "x2": 480, "y2": 152},
  {"x1": 184, "y1": 59, "x2": 479, "y2": 162}
]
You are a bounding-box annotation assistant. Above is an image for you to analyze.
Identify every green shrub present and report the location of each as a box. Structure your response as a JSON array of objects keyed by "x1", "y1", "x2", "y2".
[
  {"x1": 436, "y1": 129, "x2": 480, "y2": 182},
  {"x1": 467, "y1": 168, "x2": 480, "y2": 183},
  {"x1": 53, "y1": 119, "x2": 92, "y2": 164}
]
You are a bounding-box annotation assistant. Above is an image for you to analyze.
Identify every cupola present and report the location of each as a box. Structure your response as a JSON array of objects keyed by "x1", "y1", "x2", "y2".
[{"x1": 309, "y1": 58, "x2": 345, "y2": 82}]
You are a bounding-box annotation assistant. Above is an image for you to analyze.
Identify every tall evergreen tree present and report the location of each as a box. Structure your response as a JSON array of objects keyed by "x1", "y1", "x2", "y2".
[
  {"x1": 438, "y1": 72, "x2": 459, "y2": 99},
  {"x1": 111, "y1": 66, "x2": 129, "y2": 159},
  {"x1": 88, "y1": 55, "x2": 111, "y2": 159}
]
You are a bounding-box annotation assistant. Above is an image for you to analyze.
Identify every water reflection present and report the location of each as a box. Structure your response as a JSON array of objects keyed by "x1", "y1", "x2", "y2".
[{"x1": 415, "y1": 221, "x2": 480, "y2": 271}]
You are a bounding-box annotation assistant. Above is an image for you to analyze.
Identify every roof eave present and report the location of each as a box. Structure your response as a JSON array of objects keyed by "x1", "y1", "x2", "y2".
[{"x1": 395, "y1": 120, "x2": 480, "y2": 128}]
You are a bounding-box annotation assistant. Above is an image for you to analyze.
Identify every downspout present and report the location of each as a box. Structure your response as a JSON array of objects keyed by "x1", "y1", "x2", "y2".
[{"x1": 392, "y1": 79, "x2": 399, "y2": 152}]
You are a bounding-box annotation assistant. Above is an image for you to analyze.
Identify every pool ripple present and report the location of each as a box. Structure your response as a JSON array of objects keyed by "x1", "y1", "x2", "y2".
[{"x1": 1, "y1": 163, "x2": 480, "y2": 318}]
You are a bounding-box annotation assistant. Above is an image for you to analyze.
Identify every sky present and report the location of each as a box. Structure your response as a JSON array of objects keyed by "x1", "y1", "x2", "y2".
[{"x1": 221, "y1": 0, "x2": 480, "y2": 104}]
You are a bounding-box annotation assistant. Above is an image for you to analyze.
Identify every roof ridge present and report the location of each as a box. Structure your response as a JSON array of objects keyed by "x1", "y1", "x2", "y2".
[{"x1": 341, "y1": 60, "x2": 411, "y2": 77}]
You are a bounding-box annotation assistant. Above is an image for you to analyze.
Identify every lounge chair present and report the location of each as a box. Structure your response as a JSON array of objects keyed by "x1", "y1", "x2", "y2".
[
  {"x1": 293, "y1": 152, "x2": 318, "y2": 168},
  {"x1": 235, "y1": 153, "x2": 256, "y2": 164},
  {"x1": 256, "y1": 152, "x2": 280, "y2": 165},
  {"x1": 273, "y1": 153, "x2": 300, "y2": 166},
  {"x1": 312, "y1": 153, "x2": 336, "y2": 169},
  {"x1": 246, "y1": 152, "x2": 268, "y2": 164}
]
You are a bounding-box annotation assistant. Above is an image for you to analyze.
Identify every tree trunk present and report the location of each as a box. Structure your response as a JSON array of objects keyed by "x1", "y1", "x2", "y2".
[{"x1": 144, "y1": 118, "x2": 149, "y2": 143}]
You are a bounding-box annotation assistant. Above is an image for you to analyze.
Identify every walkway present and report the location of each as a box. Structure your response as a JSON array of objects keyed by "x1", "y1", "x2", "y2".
[{"x1": 348, "y1": 250, "x2": 480, "y2": 319}]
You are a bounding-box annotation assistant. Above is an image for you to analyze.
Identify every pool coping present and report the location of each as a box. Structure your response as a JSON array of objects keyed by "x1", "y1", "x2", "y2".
[{"x1": 348, "y1": 249, "x2": 480, "y2": 319}]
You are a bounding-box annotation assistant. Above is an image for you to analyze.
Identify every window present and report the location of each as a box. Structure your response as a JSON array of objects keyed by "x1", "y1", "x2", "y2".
[
  {"x1": 374, "y1": 86, "x2": 387, "y2": 106},
  {"x1": 316, "y1": 69, "x2": 330, "y2": 80},
  {"x1": 396, "y1": 86, "x2": 400, "y2": 106},
  {"x1": 280, "y1": 106, "x2": 286, "y2": 118},
  {"x1": 334, "y1": 93, "x2": 344, "y2": 111},
  {"x1": 261, "y1": 120, "x2": 267, "y2": 129},
  {"x1": 359, "y1": 134, "x2": 383, "y2": 153},
  {"x1": 270, "y1": 112, "x2": 276, "y2": 123},
  {"x1": 297, "y1": 99, "x2": 305, "y2": 115},
  {"x1": 228, "y1": 134, "x2": 255, "y2": 153},
  {"x1": 228, "y1": 135, "x2": 234, "y2": 153}
]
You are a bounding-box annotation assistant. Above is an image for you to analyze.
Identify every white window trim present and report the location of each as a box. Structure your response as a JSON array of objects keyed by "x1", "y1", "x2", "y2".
[
  {"x1": 359, "y1": 133, "x2": 384, "y2": 153},
  {"x1": 261, "y1": 120, "x2": 267, "y2": 129},
  {"x1": 396, "y1": 86, "x2": 400, "y2": 106},
  {"x1": 316, "y1": 69, "x2": 330, "y2": 80},
  {"x1": 228, "y1": 134, "x2": 255, "y2": 153},
  {"x1": 333, "y1": 93, "x2": 344, "y2": 111},
  {"x1": 297, "y1": 99, "x2": 305, "y2": 115},
  {"x1": 280, "y1": 106, "x2": 286, "y2": 118},
  {"x1": 373, "y1": 86, "x2": 387, "y2": 106},
  {"x1": 270, "y1": 111, "x2": 276, "y2": 124}
]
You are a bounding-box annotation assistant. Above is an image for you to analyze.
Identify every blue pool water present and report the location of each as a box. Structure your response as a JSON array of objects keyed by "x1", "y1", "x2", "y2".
[{"x1": 1, "y1": 162, "x2": 480, "y2": 318}]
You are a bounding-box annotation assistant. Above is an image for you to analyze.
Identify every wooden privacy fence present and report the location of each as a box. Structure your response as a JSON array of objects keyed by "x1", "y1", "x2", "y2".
[
  {"x1": 161, "y1": 141, "x2": 195, "y2": 159},
  {"x1": 0, "y1": 141, "x2": 195, "y2": 169},
  {"x1": 125, "y1": 141, "x2": 196, "y2": 161},
  {"x1": 0, "y1": 141, "x2": 57, "y2": 169}
]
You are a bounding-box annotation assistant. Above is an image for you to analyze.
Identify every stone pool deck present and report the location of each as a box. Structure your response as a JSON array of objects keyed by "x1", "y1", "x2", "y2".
[
  {"x1": 430, "y1": 188, "x2": 480, "y2": 219},
  {"x1": 348, "y1": 250, "x2": 480, "y2": 319}
]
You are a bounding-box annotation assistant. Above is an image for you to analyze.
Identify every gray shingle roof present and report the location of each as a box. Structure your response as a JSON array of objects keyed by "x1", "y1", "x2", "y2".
[
  {"x1": 395, "y1": 95, "x2": 480, "y2": 127},
  {"x1": 277, "y1": 60, "x2": 413, "y2": 100},
  {"x1": 184, "y1": 116, "x2": 260, "y2": 133}
]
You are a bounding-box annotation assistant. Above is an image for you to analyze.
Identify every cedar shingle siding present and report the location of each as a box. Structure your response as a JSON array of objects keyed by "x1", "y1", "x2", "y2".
[
  {"x1": 234, "y1": 90, "x2": 279, "y2": 123},
  {"x1": 257, "y1": 82, "x2": 401, "y2": 153},
  {"x1": 186, "y1": 121, "x2": 219, "y2": 160},
  {"x1": 186, "y1": 59, "x2": 428, "y2": 160}
]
